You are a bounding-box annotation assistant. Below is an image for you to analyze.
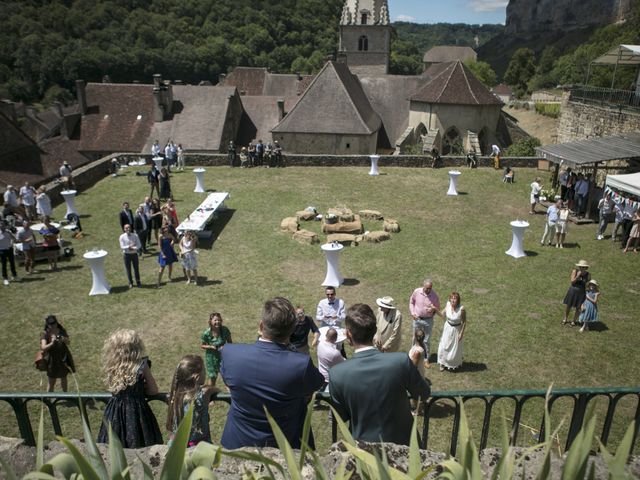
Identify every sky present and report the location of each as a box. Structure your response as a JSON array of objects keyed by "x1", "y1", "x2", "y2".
[{"x1": 390, "y1": 0, "x2": 507, "y2": 25}]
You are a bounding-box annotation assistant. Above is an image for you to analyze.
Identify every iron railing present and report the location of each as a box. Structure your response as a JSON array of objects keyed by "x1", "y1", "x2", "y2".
[
  {"x1": 1, "y1": 387, "x2": 638, "y2": 455},
  {"x1": 569, "y1": 85, "x2": 640, "y2": 111}
]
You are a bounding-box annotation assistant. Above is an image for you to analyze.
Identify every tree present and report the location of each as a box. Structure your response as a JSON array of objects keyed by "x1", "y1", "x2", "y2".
[
  {"x1": 505, "y1": 136, "x2": 541, "y2": 157},
  {"x1": 504, "y1": 48, "x2": 536, "y2": 98},
  {"x1": 464, "y1": 60, "x2": 497, "y2": 87}
]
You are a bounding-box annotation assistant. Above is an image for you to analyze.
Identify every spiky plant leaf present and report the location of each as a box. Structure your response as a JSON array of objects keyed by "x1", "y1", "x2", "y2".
[
  {"x1": 598, "y1": 420, "x2": 635, "y2": 480},
  {"x1": 160, "y1": 403, "x2": 194, "y2": 480},
  {"x1": 186, "y1": 465, "x2": 217, "y2": 480},
  {"x1": 341, "y1": 443, "x2": 411, "y2": 480},
  {"x1": 36, "y1": 403, "x2": 45, "y2": 469},
  {"x1": 306, "y1": 446, "x2": 330, "y2": 480},
  {"x1": 561, "y1": 412, "x2": 597, "y2": 480},
  {"x1": 189, "y1": 442, "x2": 221, "y2": 469},
  {"x1": 0, "y1": 455, "x2": 19, "y2": 480},
  {"x1": 334, "y1": 457, "x2": 353, "y2": 480},
  {"x1": 137, "y1": 454, "x2": 154, "y2": 480},
  {"x1": 79, "y1": 403, "x2": 108, "y2": 478},
  {"x1": 374, "y1": 449, "x2": 394, "y2": 480},
  {"x1": 21, "y1": 473, "x2": 57, "y2": 480},
  {"x1": 56, "y1": 436, "x2": 101, "y2": 480},
  {"x1": 328, "y1": 405, "x2": 357, "y2": 446},
  {"x1": 491, "y1": 409, "x2": 516, "y2": 480},
  {"x1": 408, "y1": 416, "x2": 422, "y2": 479},
  {"x1": 457, "y1": 401, "x2": 482, "y2": 479},
  {"x1": 438, "y1": 459, "x2": 466, "y2": 478},
  {"x1": 298, "y1": 394, "x2": 316, "y2": 471},
  {"x1": 264, "y1": 407, "x2": 302, "y2": 480},
  {"x1": 107, "y1": 422, "x2": 130, "y2": 480},
  {"x1": 223, "y1": 449, "x2": 285, "y2": 476},
  {"x1": 42, "y1": 452, "x2": 80, "y2": 478}
]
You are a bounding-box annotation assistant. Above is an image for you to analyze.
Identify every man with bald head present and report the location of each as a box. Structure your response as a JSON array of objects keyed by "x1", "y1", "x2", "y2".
[{"x1": 409, "y1": 279, "x2": 440, "y2": 368}]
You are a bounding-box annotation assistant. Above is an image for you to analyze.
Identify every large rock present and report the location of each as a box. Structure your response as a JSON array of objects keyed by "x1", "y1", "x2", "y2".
[
  {"x1": 280, "y1": 217, "x2": 298, "y2": 233},
  {"x1": 296, "y1": 210, "x2": 316, "y2": 221},
  {"x1": 327, "y1": 233, "x2": 358, "y2": 246},
  {"x1": 383, "y1": 218, "x2": 400, "y2": 233},
  {"x1": 293, "y1": 229, "x2": 319, "y2": 245},
  {"x1": 322, "y1": 215, "x2": 363, "y2": 234},
  {"x1": 359, "y1": 209, "x2": 383, "y2": 220},
  {"x1": 327, "y1": 207, "x2": 354, "y2": 222},
  {"x1": 365, "y1": 231, "x2": 391, "y2": 243}
]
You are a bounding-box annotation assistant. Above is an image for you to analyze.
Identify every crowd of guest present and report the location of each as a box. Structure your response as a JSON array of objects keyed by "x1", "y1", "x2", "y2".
[{"x1": 231, "y1": 139, "x2": 284, "y2": 168}]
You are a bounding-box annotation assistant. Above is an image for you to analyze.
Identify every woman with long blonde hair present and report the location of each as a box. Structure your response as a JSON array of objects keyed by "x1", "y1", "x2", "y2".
[{"x1": 97, "y1": 329, "x2": 163, "y2": 448}]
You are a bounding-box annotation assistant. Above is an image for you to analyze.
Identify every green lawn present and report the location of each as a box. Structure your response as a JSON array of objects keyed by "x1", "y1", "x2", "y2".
[{"x1": 1, "y1": 165, "x2": 638, "y2": 453}]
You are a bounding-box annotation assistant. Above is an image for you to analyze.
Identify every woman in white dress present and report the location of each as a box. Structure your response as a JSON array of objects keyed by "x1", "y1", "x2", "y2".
[
  {"x1": 436, "y1": 292, "x2": 466, "y2": 371},
  {"x1": 36, "y1": 187, "x2": 53, "y2": 219},
  {"x1": 179, "y1": 230, "x2": 198, "y2": 285}
]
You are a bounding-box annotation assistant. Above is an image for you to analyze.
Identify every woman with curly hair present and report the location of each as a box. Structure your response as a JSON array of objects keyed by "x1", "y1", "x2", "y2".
[{"x1": 97, "y1": 329, "x2": 163, "y2": 448}]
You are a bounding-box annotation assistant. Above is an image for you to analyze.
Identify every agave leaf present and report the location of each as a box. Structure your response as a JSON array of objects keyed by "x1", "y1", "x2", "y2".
[
  {"x1": 189, "y1": 442, "x2": 220, "y2": 469},
  {"x1": 0, "y1": 455, "x2": 19, "y2": 480},
  {"x1": 562, "y1": 414, "x2": 597, "y2": 480},
  {"x1": 334, "y1": 457, "x2": 352, "y2": 480},
  {"x1": 21, "y1": 473, "x2": 57, "y2": 480},
  {"x1": 407, "y1": 416, "x2": 421, "y2": 479},
  {"x1": 306, "y1": 447, "x2": 330, "y2": 480},
  {"x1": 186, "y1": 465, "x2": 217, "y2": 480},
  {"x1": 223, "y1": 449, "x2": 285, "y2": 476},
  {"x1": 43, "y1": 452, "x2": 80, "y2": 478},
  {"x1": 160, "y1": 403, "x2": 194, "y2": 480},
  {"x1": 36, "y1": 402, "x2": 45, "y2": 469},
  {"x1": 78, "y1": 401, "x2": 108, "y2": 478},
  {"x1": 57, "y1": 436, "x2": 101, "y2": 480},
  {"x1": 264, "y1": 407, "x2": 302, "y2": 480},
  {"x1": 342, "y1": 443, "x2": 411, "y2": 480},
  {"x1": 490, "y1": 407, "x2": 512, "y2": 480},
  {"x1": 298, "y1": 394, "x2": 316, "y2": 471},
  {"x1": 439, "y1": 459, "x2": 466, "y2": 477},
  {"x1": 457, "y1": 401, "x2": 482, "y2": 479},
  {"x1": 599, "y1": 420, "x2": 635, "y2": 479},
  {"x1": 374, "y1": 450, "x2": 394, "y2": 480},
  {"x1": 107, "y1": 422, "x2": 130, "y2": 480},
  {"x1": 328, "y1": 405, "x2": 357, "y2": 447},
  {"x1": 137, "y1": 454, "x2": 155, "y2": 480}
]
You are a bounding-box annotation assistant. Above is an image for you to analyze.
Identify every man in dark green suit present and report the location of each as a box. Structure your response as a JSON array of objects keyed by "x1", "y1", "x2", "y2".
[{"x1": 329, "y1": 303, "x2": 431, "y2": 445}]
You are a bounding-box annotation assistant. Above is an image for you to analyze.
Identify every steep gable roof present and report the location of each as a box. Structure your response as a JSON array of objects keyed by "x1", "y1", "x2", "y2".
[
  {"x1": 423, "y1": 46, "x2": 477, "y2": 63},
  {"x1": 272, "y1": 61, "x2": 381, "y2": 135},
  {"x1": 78, "y1": 83, "x2": 155, "y2": 152},
  {"x1": 220, "y1": 67, "x2": 267, "y2": 96},
  {"x1": 410, "y1": 61, "x2": 502, "y2": 106}
]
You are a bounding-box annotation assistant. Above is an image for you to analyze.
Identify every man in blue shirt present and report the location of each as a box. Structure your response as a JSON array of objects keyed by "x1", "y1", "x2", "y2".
[{"x1": 541, "y1": 198, "x2": 561, "y2": 246}]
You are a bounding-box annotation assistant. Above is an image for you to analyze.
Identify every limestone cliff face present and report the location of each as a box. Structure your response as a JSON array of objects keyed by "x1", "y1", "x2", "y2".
[{"x1": 505, "y1": 0, "x2": 633, "y2": 35}]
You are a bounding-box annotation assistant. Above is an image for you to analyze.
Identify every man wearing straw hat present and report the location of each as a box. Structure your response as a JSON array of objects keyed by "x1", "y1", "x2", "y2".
[{"x1": 373, "y1": 296, "x2": 403, "y2": 353}]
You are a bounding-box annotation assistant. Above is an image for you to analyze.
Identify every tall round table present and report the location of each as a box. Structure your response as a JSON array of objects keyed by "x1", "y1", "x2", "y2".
[
  {"x1": 83, "y1": 250, "x2": 110, "y2": 295},
  {"x1": 447, "y1": 170, "x2": 461, "y2": 196},
  {"x1": 369, "y1": 154, "x2": 380, "y2": 176},
  {"x1": 321, "y1": 242, "x2": 344, "y2": 287},
  {"x1": 193, "y1": 168, "x2": 206, "y2": 193},
  {"x1": 60, "y1": 190, "x2": 79, "y2": 217},
  {"x1": 152, "y1": 156, "x2": 164, "y2": 170},
  {"x1": 505, "y1": 220, "x2": 529, "y2": 258}
]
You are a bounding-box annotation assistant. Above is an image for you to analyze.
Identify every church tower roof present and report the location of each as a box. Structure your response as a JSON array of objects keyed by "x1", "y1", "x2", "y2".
[{"x1": 341, "y1": 0, "x2": 390, "y2": 26}]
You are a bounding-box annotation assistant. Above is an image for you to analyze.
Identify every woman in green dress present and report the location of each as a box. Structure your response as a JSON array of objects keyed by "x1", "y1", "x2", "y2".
[{"x1": 200, "y1": 312, "x2": 232, "y2": 385}]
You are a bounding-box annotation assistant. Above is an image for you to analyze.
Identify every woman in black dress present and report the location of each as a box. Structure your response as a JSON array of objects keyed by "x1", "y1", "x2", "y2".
[
  {"x1": 40, "y1": 315, "x2": 75, "y2": 392},
  {"x1": 97, "y1": 329, "x2": 163, "y2": 448},
  {"x1": 158, "y1": 167, "x2": 171, "y2": 201},
  {"x1": 562, "y1": 260, "x2": 591, "y2": 326}
]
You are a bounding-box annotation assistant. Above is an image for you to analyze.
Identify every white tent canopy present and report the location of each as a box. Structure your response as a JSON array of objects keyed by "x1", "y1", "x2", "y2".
[
  {"x1": 592, "y1": 45, "x2": 640, "y2": 66},
  {"x1": 606, "y1": 172, "x2": 640, "y2": 197}
]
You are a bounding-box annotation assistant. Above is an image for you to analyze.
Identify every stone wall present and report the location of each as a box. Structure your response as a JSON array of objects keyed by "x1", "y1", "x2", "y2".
[{"x1": 557, "y1": 93, "x2": 640, "y2": 143}]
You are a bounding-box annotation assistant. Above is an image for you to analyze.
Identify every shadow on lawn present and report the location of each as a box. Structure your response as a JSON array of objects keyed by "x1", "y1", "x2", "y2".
[
  {"x1": 197, "y1": 277, "x2": 222, "y2": 287},
  {"x1": 342, "y1": 278, "x2": 360, "y2": 286},
  {"x1": 198, "y1": 209, "x2": 236, "y2": 250}
]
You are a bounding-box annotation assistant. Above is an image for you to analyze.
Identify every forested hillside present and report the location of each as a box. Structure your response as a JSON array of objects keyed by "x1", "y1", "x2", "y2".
[{"x1": 0, "y1": 0, "x2": 344, "y2": 104}]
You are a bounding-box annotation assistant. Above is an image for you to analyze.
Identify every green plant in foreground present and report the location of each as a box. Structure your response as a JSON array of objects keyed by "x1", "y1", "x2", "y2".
[{"x1": 0, "y1": 391, "x2": 636, "y2": 479}]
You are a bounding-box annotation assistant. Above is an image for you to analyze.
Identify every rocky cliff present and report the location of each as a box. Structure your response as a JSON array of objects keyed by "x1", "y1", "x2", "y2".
[{"x1": 505, "y1": 0, "x2": 633, "y2": 35}]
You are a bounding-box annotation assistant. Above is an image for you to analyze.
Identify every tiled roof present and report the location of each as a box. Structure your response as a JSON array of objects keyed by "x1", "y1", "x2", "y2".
[
  {"x1": 410, "y1": 61, "x2": 503, "y2": 106},
  {"x1": 492, "y1": 84, "x2": 513, "y2": 95},
  {"x1": 238, "y1": 96, "x2": 298, "y2": 145},
  {"x1": 423, "y1": 46, "x2": 477, "y2": 63},
  {"x1": 78, "y1": 83, "x2": 155, "y2": 153},
  {"x1": 272, "y1": 61, "x2": 381, "y2": 135},
  {"x1": 220, "y1": 67, "x2": 267, "y2": 96},
  {"x1": 145, "y1": 85, "x2": 238, "y2": 152}
]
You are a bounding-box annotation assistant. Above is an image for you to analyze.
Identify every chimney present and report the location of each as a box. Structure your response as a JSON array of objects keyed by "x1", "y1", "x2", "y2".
[
  {"x1": 219, "y1": 73, "x2": 226, "y2": 84},
  {"x1": 152, "y1": 88, "x2": 164, "y2": 122},
  {"x1": 296, "y1": 71, "x2": 302, "y2": 81},
  {"x1": 336, "y1": 52, "x2": 347, "y2": 64},
  {"x1": 153, "y1": 74, "x2": 163, "y2": 88},
  {"x1": 75, "y1": 79, "x2": 87, "y2": 114},
  {"x1": 163, "y1": 80, "x2": 173, "y2": 116},
  {"x1": 25, "y1": 106, "x2": 37, "y2": 119},
  {"x1": 277, "y1": 99, "x2": 285, "y2": 120},
  {"x1": 53, "y1": 101, "x2": 63, "y2": 118},
  {"x1": 102, "y1": 75, "x2": 111, "y2": 83}
]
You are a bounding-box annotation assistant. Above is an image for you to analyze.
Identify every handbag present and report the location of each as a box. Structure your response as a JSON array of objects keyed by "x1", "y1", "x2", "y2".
[{"x1": 34, "y1": 350, "x2": 48, "y2": 371}]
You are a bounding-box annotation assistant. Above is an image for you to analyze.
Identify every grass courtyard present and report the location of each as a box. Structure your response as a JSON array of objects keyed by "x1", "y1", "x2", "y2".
[{"x1": 0, "y1": 164, "x2": 638, "y2": 453}]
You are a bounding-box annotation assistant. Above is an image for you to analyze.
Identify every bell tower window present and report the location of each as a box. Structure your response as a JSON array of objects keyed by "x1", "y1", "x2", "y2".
[
  {"x1": 358, "y1": 35, "x2": 368, "y2": 51},
  {"x1": 361, "y1": 12, "x2": 368, "y2": 24}
]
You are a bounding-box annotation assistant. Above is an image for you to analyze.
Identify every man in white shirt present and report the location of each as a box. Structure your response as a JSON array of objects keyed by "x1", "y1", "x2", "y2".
[
  {"x1": 19, "y1": 182, "x2": 36, "y2": 220},
  {"x1": 541, "y1": 198, "x2": 561, "y2": 246},
  {"x1": 491, "y1": 144, "x2": 501, "y2": 169},
  {"x1": 151, "y1": 140, "x2": 161, "y2": 157},
  {"x1": 316, "y1": 328, "x2": 345, "y2": 389},
  {"x1": 316, "y1": 286, "x2": 345, "y2": 328},
  {"x1": 3, "y1": 185, "x2": 20, "y2": 216},
  {"x1": 118, "y1": 224, "x2": 142, "y2": 288},
  {"x1": 59, "y1": 161, "x2": 74, "y2": 189}
]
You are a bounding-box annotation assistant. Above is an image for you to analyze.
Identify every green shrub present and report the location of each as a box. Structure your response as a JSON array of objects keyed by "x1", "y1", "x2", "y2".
[
  {"x1": 505, "y1": 137, "x2": 542, "y2": 157},
  {"x1": 534, "y1": 102, "x2": 561, "y2": 118}
]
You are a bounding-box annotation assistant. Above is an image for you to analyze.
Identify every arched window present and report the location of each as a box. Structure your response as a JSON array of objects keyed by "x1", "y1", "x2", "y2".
[
  {"x1": 361, "y1": 12, "x2": 368, "y2": 24},
  {"x1": 442, "y1": 127, "x2": 463, "y2": 155},
  {"x1": 358, "y1": 35, "x2": 368, "y2": 51}
]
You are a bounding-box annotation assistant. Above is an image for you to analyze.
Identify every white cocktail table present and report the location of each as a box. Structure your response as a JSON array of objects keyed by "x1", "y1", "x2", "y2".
[
  {"x1": 505, "y1": 220, "x2": 529, "y2": 258},
  {"x1": 369, "y1": 155, "x2": 380, "y2": 176},
  {"x1": 176, "y1": 192, "x2": 230, "y2": 238},
  {"x1": 447, "y1": 170, "x2": 461, "y2": 195},
  {"x1": 321, "y1": 242, "x2": 344, "y2": 287},
  {"x1": 152, "y1": 156, "x2": 164, "y2": 170},
  {"x1": 83, "y1": 249, "x2": 110, "y2": 295},
  {"x1": 60, "y1": 190, "x2": 78, "y2": 217},
  {"x1": 193, "y1": 168, "x2": 206, "y2": 193}
]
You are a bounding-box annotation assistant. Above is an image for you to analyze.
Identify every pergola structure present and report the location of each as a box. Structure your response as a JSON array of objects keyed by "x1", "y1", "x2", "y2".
[
  {"x1": 536, "y1": 132, "x2": 640, "y2": 219},
  {"x1": 587, "y1": 44, "x2": 640, "y2": 91}
]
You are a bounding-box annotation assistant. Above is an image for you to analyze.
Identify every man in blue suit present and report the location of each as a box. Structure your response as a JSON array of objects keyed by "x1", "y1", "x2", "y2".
[
  {"x1": 220, "y1": 297, "x2": 325, "y2": 449},
  {"x1": 329, "y1": 303, "x2": 431, "y2": 446}
]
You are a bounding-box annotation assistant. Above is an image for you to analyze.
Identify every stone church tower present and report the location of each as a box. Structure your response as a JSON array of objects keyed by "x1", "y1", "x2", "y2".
[{"x1": 339, "y1": 0, "x2": 392, "y2": 75}]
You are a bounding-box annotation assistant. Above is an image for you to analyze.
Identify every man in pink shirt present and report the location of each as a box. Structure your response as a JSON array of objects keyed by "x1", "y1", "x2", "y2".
[{"x1": 409, "y1": 279, "x2": 440, "y2": 368}]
